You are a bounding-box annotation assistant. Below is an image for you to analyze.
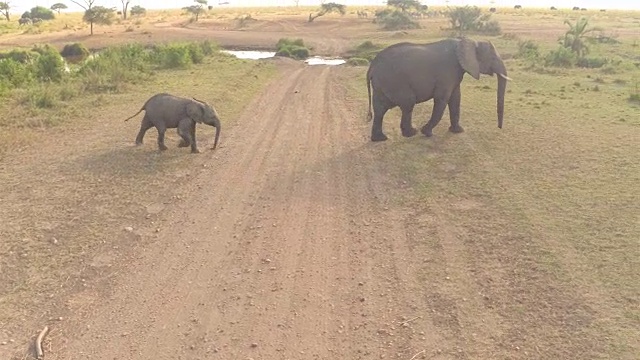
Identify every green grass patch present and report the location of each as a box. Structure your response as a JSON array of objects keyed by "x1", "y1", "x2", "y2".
[{"x1": 275, "y1": 38, "x2": 310, "y2": 60}]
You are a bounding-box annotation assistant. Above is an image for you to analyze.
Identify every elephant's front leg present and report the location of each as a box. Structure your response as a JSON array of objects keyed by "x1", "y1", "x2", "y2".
[
  {"x1": 448, "y1": 86, "x2": 464, "y2": 134},
  {"x1": 177, "y1": 118, "x2": 199, "y2": 153},
  {"x1": 400, "y1": 104, "x2": 417, "y2": 137},
  {"x1": 421, "y1": 98, "x2": 448, "y2": 137}
]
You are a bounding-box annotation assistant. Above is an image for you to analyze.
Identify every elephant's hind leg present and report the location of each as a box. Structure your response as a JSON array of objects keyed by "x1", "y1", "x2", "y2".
[
  {"x1": 135, "y1": 115, "x2": 154, "y2": 146},
  {"x1": 447, "y1": 86, "x2": 464, "y2": 134},
  {"x1": 371, "y1": 92, "x2": 392, "y2": 142},
  {"x1": 156, "y1": 124, "x2": 169, "y2": 151},
  {"x1": 400, "y1": 104, "x2": 417, "y2": 137}
]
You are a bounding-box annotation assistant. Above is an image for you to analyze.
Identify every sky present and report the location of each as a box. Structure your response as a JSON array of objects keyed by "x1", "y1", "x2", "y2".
[{"x1": 11, "y1": 0, "x2": 640, "y2": 14}]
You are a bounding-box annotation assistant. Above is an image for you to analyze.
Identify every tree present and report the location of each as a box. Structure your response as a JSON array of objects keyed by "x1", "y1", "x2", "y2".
[
  {"x1": 308, "y1": 2, "x2": 346, "y2": 23},
  {"x1": 83, "y1": 5, "x2": 114, "y2": 35},
  {"x1": 120, "y1": 0, "x2": 130, "y2": 20},
  {"x1": 562, "y1": 17, "x2": 602, "y2": 58},
  {"x1": 0, "y1": 2, "x2": 10, "y2": 21},
  {"x1": 183, "y1": 0, "x2": 208, "y2": 22},
  {"x1": 130, "y1": 5, "x2": 146, "y2": 17},
  {"x1": 387, "y1": 0, "x2": 422, "y2": 13},
  {"x1": 29, "y1": 6, "x2": 56, "y2": 20},
  {"x1": 51, "y1": 3, "x2": 68, "y2": 14}
]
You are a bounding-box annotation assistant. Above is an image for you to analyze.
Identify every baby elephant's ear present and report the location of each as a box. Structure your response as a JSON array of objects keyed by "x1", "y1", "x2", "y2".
[{"x1": 186, "y1": 101, "x2": 204, "y2": 123}]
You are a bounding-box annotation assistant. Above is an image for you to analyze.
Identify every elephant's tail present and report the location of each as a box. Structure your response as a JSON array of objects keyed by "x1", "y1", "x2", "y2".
[
  {"x1": 123, "y1": 107, "x2": 144, "y2": 122},
  {"x1": 366, "y1": 66, "x2": 373, "y2": 122}
]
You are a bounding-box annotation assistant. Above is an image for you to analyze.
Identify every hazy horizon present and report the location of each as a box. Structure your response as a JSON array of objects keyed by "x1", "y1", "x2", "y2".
[{"x1": 11, "y1": 0, "x2": 640, "y2": 14}]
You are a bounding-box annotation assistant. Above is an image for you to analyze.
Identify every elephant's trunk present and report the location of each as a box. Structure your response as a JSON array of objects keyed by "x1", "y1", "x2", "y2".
[
  {"x1": 212, "y1": 119, "x2": 221, "y2": 150},
  {"x1": 494, "y1": 59, "x2": 508, "y2": 129}
]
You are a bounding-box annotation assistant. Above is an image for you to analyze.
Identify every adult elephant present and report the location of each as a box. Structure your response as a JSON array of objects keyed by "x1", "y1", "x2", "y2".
[
  {"x1": 124, "y1": 93, "x2": 221, "y2": 153},
  {"x1": 366, "y1": 37, "x2": 510, "y2": 142}
]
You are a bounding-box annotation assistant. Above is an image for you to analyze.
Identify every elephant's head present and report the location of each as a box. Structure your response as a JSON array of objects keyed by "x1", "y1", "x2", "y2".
[
  {"x1": 187, "y1": 98, "x2": 221, "y2": 150},
  {"x1": 455, "y1": 37, "x2": 510, "y2": 129}
]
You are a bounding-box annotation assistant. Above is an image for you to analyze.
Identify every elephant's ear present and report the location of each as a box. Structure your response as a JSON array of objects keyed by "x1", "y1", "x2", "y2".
[
  {"x1": 455, "y1": 37, "x2": 480, "y2": 80},
  {"x1": 186, "y1": 101, "x2": 204, "y2": 123}
]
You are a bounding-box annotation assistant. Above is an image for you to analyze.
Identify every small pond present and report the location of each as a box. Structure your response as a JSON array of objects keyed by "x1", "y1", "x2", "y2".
[{"x1": 222, "y1": 50, "x2": 346, "y2": 66}]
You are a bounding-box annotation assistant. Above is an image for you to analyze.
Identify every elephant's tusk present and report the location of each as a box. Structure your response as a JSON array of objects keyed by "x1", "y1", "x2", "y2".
[{"x1": 498, "y1": 73, "x2": 512, "y2": 81}]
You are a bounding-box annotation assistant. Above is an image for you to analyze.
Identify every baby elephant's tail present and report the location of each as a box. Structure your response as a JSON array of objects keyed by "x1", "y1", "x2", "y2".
[{"x1": 123, "y1": 106, "x2": 144, "y2": 122}]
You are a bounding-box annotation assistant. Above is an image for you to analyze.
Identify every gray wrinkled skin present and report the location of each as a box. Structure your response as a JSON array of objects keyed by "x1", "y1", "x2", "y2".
[{"x1": 124, "y1": 93, "x2": 221, "y2": 153}]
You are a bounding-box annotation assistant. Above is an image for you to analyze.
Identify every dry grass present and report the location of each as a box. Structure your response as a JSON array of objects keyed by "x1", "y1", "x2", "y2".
[
  {"x1": 0, "y1": 52, "x2": 276, "y2": 359},
  {"x1": 0, "y1": 5, "x2": 639, "y2": 358},
  {"x1": 344, "y1": 20, "x2": 640, "y2": 356}
]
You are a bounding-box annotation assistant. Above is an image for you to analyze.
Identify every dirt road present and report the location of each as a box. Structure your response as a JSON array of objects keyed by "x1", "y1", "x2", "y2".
[{"x1": 17, "y1": 60, "x2": 502, "y2": 360}]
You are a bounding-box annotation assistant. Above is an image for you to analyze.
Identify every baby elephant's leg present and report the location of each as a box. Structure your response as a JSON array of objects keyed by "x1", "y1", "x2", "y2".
[{"x1": 177, "y1": 118, "x2": 199, "y2": 153}]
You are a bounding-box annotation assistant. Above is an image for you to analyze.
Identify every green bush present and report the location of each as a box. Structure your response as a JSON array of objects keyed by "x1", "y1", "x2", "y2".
[
  {"x1": 347, "y1": 40, "x2": 382, "y2": 61},
  {"x1": 29, "y1": 6, "x2": 56, "y2": 21},
  {"x1": 23, "y1": 84, "x2": 58, "y2": 109},
  {"x1": 375, "y1": 10, "x2": 420, "y2": 30},
  {"x1": 516, "y1": 40, "x2": 540, "y2": 60},
  {"x1": 0, "y1": 50, "x2": 40, "y2": 64},
  {"x1": 346, "y1": 57, "x2": 369, "y2": 66},
  {"x1": 187, "y1": 43, "x2": 205, "y2": 64},
  {"x1": 0, "y1": 59, "x2": 32, "y2": 87},
  {"x1": 545, "y1": 46, "x2": 576, "y2": 68},
  {"x1": 446, "y1": 6, "x2": 501, "y2": 35},
  {"x1": 31, "y1": 45, "x2": 66, "y2": 81},
  {"x1": 78, "y1": 43, "x2": 151, "y2": 92},
  {"x1": 275, "y1": 38, "x2": 311, "y2": 60},
  {"x1": 199, "y1": 40, "x2": 217, "y2": 56},
  {"x1": 60, "y1": 43, "x2": 90, "y2": 63},
  {"x1": 151, "y1": 44, "x2": 193, "y2": 69}
]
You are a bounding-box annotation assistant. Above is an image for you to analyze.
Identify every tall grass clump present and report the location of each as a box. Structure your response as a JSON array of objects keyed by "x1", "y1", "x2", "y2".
[
  {"x1": 78, "y1": 43, "x2": 152, "y2": 92},
  {"x1": 0, "y1": 40, "x2": 222, "y2": 109},
  {"x1": 275, "y1": 38, "x2": 310, "y2": 60}
]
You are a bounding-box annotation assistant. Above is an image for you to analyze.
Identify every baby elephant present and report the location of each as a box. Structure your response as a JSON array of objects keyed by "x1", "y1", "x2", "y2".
[{"x1": 124, "y1": 93, "x2": 221, "y2": 153}]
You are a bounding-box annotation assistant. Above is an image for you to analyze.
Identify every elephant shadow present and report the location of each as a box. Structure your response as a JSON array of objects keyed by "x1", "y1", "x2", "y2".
[{"x1": 62, "y1": 142, "x2": 195, "y2": 180}]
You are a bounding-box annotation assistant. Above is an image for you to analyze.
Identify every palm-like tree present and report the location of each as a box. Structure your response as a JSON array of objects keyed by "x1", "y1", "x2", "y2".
[{"x1": 562, "y1": 17, "x2": 602, "y2": 58}]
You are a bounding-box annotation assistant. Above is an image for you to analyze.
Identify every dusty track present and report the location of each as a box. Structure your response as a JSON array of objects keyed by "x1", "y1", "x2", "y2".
[{"x1": 40, "y1": 63, "x2": 442, "y2": 359}]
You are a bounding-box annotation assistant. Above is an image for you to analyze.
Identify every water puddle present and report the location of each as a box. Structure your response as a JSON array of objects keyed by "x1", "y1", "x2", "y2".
[
  {"x1": 304, "y1": 56, "x2": 346, "y2": 66},
  {"x1": 222, "y1": 50, "x2": 276, "y2": 59},
  {"x1": 222, "y1": 50, "x2": 345, "y2": 66}
]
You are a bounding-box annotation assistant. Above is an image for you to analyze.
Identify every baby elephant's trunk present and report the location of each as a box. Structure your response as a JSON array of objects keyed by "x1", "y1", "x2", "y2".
[{"x1": 212, "y1": 118, "x2": 221, "y2": 150}]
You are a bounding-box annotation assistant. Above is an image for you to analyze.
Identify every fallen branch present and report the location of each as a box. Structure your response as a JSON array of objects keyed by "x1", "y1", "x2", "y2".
[
  {"x1": 409, "y1": 349, "x2": 426, "y2": 360},
  {"x1": 400, "y1": 315, "x2": 422, "y2": 326},
  {"x1": 35, "y1": 326, "x2": 50, "y2": 360}
]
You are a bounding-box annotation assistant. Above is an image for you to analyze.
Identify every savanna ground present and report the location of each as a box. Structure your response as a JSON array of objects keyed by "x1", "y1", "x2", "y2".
[{"x1": 0, "y1": 5, "x2": 639, "y2": 360}]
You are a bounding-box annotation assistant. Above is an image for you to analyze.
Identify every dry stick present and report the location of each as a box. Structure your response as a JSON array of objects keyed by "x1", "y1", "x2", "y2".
[
  {"x1": 409, "y1": 349, "x2": 426, "y2": 360},
  {"x1": 35, "y1": 326, "x2": 50, "y2": 360},
  {"x1": 400, "y1": 315, "x2": 423, "y2": 326}
]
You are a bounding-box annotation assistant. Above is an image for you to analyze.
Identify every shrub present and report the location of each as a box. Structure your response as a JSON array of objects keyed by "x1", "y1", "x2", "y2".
[
  {"x1": 446, "y1": 6, "x2": 501, "y2": 35},
  {"x1": 0, "y1": 49, "x2": 40, "y2": 64},
  {"x1": 152, "y1": 44, "x2": 192, "y2": 69},
  {"x1": 23, "y1": 84, "x2": 58, "y2": 109},
  {"x1": 187, "y1": 43, "x2": 205, "y2": 64},
  {"x1": 130, "y1": 5, "x2": 146, "y2": 17},
  {"x1": 0, "y1": 59, "x2": 32, "y2": 87},
  {"x1": 199, "y1": 40, "x2": 217, "y2": 56},
  {"x1": 517, "y1": 40, "x2": 540, "y2": 60},
  {"x1": 78, "y1": 43, "x2": 151, "y2": 92},
  {"x1": 31, "y1": 45, "x2": 66, "y2": 81},
  {"x1": 375, "y1": 10, "x2": 419, "y2": 30},
  {"x1": 545, "y1": 46, "x2": 576, "y2": 67},
  {"x1": 576, "y1": 56, "x2": 607, "y2": 68},
  {"x1": 346, "y1": 40, "x2": 382, "y2": 61},
  {"x1": 275, "y1": 38, "x2": 311, "y2": 60},
  {"x1": 346, "y1": 57, "x2": 369, "y2": 66},
  {"x1": 60, "y1": 43, "x2": 90, "y2": 63},
  {"x1": 29, "y1": 6, "x2": 55, "y2": 21}
]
